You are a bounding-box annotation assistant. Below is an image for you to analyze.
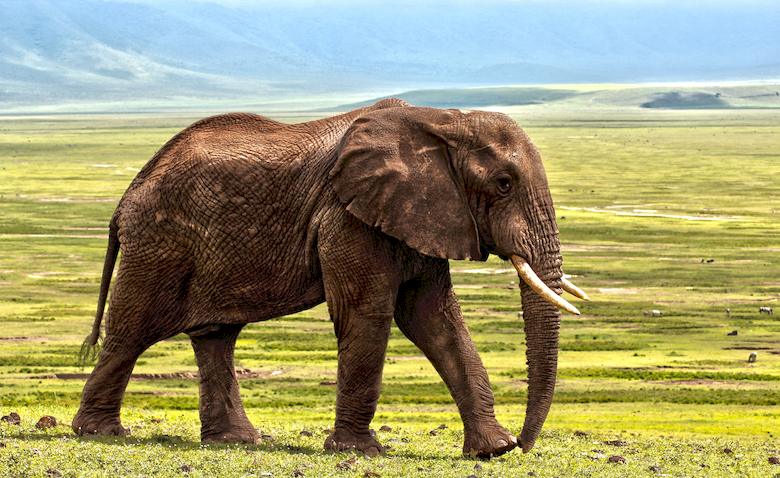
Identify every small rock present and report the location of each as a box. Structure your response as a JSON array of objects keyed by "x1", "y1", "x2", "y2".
[
  {"x1": 336, "y1": 457, "x2": 357, "y2": 470},
  {"x1": 604, "y1": 439, "x2": 628, "y2": 447},
  {"x1": 608, "y1": 455, "x2": 626, "y2": 464},
  {"x1": 35, "y1": 416, "x2": 57, "y2": 429},
  {"x1": 150, "y1": 417, "x2": 164, "y2": 423},
  {"x1": 45, "y1": 469, "x2": 62, "y2": 478},
  {"x1": 429, "y1": 430, "x2": 439, "y2": 436},
  {"x1": 748, "y1": 352, "x2": 758, "y2": 363},
  {"x1": 573, "y1": 430, "x2": 589, "y2": 437},
  {"x1": 364, "y1": 471, "x2": 381, "y2": 478},
  {"x1": 180, "y1": 464, "x2": 193, "y2": 473},
  {"x1": 727, "y1": 330, "x2": 738, "y2": 336},
  {"x1": 474, "y1": 463, "x2": 483, "y2": 471},
  {"x1": 648, "y1": 465, "x2": 662, "y2": 473},
  {"x1": 527, "y1": 473, "x2": 536, "y2": 477},
  {"x1": 769, "y1": 456, "x2": 780, "y2": 465},
  {"x1": 0, "y1": 442, "x2": 5, "y2": 448},
  {"x1": 466, "y1": 475, "x2": 478, "y2": 478},
  {"x1": 379, "y1": 425, "x2": 392, "y2": 432},
  {"x1": 437, "y1": 424, "x2": 448, "y2": 430},
  {"x1": 723, "y1": 448, "x2": 734, "y2": 454},
  {"x1": 292, "y1": 470, "x2": 305, "y2": 477},
  {"x1": 1, "y1": 412, "x2": 20, "y2": 425},
  {"x1": 260, "y1": 473, "x2": 273, "y2": 477},
  {"x1": 299, "y1": 430, "x2": 313, "y2": 437}
]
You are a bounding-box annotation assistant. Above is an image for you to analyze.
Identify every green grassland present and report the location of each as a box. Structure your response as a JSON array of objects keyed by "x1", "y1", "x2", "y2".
[{"x1": 0, "y1": 104, "x2": 779, "y2": 477}]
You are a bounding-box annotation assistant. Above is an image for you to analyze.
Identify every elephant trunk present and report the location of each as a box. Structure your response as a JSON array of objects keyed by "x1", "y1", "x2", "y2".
[
  {"x1": 518, "y1": 273, "x2": 561, "y2": 452},
  {"x1": 515, "y1": 230, "x2": 564, "y2": 452}
]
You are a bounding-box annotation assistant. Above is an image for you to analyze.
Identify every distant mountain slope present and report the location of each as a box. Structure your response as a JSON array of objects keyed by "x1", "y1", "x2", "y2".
[
  {"x1": 1, "y1": 0, "x2": 779, "y2": 109},
  {"x1": 340, "y1": 84, "x2": 780, "y2": 110},
  {"x1": 339, "y1": 87, "x2": 579, "y2": 109}
]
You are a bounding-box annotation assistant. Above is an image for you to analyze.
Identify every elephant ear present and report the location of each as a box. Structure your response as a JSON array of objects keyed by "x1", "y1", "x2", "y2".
[{"x1": 329, "y1": 107, "x2": 481, "y2": 260}]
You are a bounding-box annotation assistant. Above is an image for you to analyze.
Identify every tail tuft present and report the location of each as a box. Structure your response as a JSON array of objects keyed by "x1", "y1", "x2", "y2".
[{"x1": 78, "y1": 329, "x2": 103, "y2": 367}]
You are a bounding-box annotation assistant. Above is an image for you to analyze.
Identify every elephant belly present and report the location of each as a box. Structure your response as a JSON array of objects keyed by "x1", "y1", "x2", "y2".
[{"x1": 186, "y1": 242, "x2": 327, "y2": 325}]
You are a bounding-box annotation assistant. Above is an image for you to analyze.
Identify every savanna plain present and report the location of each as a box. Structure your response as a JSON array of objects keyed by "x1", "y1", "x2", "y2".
[{"x1": 0, "y1": 103, "x2": 779, "y2": 477}]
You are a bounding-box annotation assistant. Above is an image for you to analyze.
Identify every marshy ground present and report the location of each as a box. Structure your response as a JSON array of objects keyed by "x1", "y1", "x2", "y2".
[{"x1": 0, "y1": 107, "x2": 778, "y2": 477}]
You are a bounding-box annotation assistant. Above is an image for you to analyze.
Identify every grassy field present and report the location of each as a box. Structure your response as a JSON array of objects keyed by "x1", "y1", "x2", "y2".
[{"x1": 0, "y1": 106, "x2": 779, "y2": 477}]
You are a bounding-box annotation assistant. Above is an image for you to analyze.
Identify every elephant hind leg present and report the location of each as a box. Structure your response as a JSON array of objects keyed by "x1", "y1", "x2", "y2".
[
  {"x1": 73, "y1": 257, "x2": 190, "y2": 437},
  {"x1": 73, "y1": 333, "x2": 147, "y2": 436},
  {"x1": 189, "y1": 323, "x2": 259, "y2": 444}
]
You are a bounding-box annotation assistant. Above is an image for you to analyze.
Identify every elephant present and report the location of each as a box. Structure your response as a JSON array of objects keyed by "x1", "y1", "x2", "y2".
[{"x1": 72, "y1": 98, "x2": 587, "y2": 458}]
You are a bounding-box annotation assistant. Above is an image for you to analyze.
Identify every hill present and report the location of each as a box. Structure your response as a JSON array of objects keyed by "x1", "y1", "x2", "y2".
[
  {"x1": 1, "y1": 0, "x2": 779, "y2": 110},
  {"x1": 339, "y1": 84, "x2": 780, "y2": 111}
]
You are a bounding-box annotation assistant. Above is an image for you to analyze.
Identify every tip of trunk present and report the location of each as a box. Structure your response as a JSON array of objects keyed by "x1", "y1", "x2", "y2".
[
  {"x1": 519, "y1": 424, "x2": 541, "y2": 453},
  {"x1": 519, "y1": 436, "x2": 535, "y2": 453}
]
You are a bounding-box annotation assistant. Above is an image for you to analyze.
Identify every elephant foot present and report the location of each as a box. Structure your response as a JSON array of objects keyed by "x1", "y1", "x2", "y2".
[
  {"x1": 202, "y1": 426, "x2": 260, "y2": 445},
  {"x1": 72, "y1": 411, "x2": 129, "y2": 437},
  {"x1": 463, "y1": 423, "x2": 518, "y2": 459},
  {"x1": 324, "y1": 428, "x2": 385, "y2": 456}
]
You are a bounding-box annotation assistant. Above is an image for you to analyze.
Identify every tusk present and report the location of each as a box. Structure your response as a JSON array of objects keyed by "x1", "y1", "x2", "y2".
[
  {"x1": 511, "y1": 256, "x2": 580, "y2": 315},
  {"x1": 561, "y1": 276, "x2": 590, "y2": 301}
]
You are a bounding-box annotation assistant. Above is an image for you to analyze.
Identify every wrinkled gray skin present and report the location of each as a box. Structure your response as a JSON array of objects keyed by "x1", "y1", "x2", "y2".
[{"x1": 73, "y1": 99, "x2": 563, "y2": 457}]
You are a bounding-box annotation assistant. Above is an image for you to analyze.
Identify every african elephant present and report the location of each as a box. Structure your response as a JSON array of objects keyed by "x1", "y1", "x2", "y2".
[{"x1": 72, "y1": 98, "x2": 587, "y2": 458}]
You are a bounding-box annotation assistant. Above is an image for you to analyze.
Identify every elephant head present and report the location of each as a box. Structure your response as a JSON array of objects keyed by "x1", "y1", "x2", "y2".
[{"x1": 330, "y1": 105, "x2": 587, "y2": 452}]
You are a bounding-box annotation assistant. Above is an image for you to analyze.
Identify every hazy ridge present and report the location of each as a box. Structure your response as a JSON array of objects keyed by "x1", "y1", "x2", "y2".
[{"x1": 1, "y1": 0, "x2": 779, "y2": 111}]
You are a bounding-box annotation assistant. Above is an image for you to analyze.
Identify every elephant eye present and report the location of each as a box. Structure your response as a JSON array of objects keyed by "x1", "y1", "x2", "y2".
[{"x1": 496, "y1": 175, "x2": 512, "y2": 194}]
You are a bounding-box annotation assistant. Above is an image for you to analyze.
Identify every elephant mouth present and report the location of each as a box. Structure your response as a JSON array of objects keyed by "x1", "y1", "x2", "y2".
[{"x1": 510, "y1": 255, "x2": 588, "y2": 314}]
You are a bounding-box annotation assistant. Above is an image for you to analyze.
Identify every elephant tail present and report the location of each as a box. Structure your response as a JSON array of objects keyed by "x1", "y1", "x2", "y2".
[{"x1": 79, "y1": 216, "x2": 120, "y2": 366}]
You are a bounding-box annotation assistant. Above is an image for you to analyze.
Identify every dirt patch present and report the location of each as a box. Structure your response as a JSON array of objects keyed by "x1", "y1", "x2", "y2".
[
  {"x1": 61, "y1": 227, "x2": 105, "y2": 232},
  {"x1": 559, "y1": 205, "x2": 739, "y2": 222},
  {"x1": 723, "y1": 346, "x2": 773, "y2": 351},
  {"x1": 0, "y1": 234, "x2": 105, "y2": 239},
  {"x1": 451, "y1": 268, "x2": 513, "y2": 274},
  {"x1": 654, "y1": 379, "x2": 734, "y2": 386},
  {"x1": 561, "y1": 244, "x2": 633, "y2": 253},
  {"x1": 598, "y1": 288, "x2": 639, "y2": 295},
  {"x1": 31, "y1": 369, "x2": 282, "y2": 381},
  {"x1": 36, "y1": 197, "x2": 115, "y2": 204},
  {"x1": 0, "y1": 336, "x2": 46, "y2": 342}
]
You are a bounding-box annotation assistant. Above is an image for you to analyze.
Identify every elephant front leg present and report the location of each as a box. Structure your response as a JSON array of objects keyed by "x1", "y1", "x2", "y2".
[
  {"x1": 395, "y1": 265, "x2": 518, "y2": 458},
  {"x1": 325, "y1": 310, "x2": 391, "y2": 455},
  {"x1": 189, "y1": 324, "x2": 259, "y2": 444}
]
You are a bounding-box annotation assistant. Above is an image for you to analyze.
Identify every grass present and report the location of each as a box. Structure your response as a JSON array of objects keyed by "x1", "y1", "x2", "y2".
[{"x1": 0, "y1": 106, "x2": 779, "y2": 476}]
